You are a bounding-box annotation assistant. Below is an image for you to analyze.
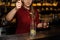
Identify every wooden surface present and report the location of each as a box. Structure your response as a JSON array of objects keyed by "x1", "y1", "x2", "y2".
[{"x1": 0, "y1": 27, "x2": 60, "y2": 40}]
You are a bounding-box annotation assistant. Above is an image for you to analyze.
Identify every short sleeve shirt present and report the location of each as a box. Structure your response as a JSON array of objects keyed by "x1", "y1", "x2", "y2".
[{"x1": 15, "y1": 7, "x2": 39, "y2": 34}]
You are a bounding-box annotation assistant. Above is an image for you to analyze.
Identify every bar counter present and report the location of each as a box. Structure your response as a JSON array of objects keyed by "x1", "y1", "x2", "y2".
[{"x1": 0, "y1": 27, "x2": 60, "y2": 40}]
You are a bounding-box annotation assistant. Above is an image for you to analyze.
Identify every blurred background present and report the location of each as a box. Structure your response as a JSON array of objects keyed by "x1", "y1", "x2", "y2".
[{"x1": 0, "y1": 0, "x2": 60, "y2": 35}]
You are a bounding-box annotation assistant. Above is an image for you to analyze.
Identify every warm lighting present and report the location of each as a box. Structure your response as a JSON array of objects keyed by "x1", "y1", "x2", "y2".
[
  {"x1": 45, "y1": 3, "x2": 52, "y2": 6},
  {"x1": 42, "y1": 2, "x2": 53, "y2": 6},
  {"x1": 46, "y1": 8, "x2": 49, "y2": 10},
  {"x1": 37, "y1": 3, "x2": 41, "y2": 6},
  {"x1": 42, "y1": 3, "x2": 46, "y2": 6},
  {"x1": 0, "y1": 1, "x2": 2, "y2": 5},
  {"x1": 11, "y1": 3, "x2": 15, "y2": 6},
  {"x1": 32, "y1": 3, "x2": 37, "y2": 6},
  {"x1": 52, "y1": 2, "x2": 58, "y2": 6},
  {"x1": 32, "y1": 2, "x2": 58, "y2": 6},
  {"x1": 45, "y1": 3, "x2": 49, "y2": 6}
]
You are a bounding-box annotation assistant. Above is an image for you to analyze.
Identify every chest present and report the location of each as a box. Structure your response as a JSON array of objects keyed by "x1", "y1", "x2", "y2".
[{"x1": 17, "y1": 9, "x2": 31, "y2": 24}]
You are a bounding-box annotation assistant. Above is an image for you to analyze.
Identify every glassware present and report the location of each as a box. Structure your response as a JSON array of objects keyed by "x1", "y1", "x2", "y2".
[{"x1": 30, "y1": 6, "x2": 36, "y2": 39}]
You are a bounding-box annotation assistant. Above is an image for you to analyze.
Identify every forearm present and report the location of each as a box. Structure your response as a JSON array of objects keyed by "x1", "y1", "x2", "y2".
[
  {"x1": 11, "y1": 18, "x2": 16, "y2": 23},
  {"x1": 6, "y1": 7, "x2": 18, "y2": 21}
]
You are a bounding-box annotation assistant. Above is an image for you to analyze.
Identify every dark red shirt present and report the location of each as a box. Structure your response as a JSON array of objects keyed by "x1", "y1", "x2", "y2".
[{"x1": 16, "y1": 7, "x2": 39, "y2": 34}]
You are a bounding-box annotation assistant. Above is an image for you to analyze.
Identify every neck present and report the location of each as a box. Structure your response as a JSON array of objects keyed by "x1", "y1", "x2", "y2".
[{"x1": 24, "y1": 5, "x2": 30, "y2": 10}]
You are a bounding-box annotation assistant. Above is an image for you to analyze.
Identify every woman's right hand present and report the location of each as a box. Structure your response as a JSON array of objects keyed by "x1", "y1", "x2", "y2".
[{"x1": 16, "y1": 0, "x2": 22, "y2": 10}]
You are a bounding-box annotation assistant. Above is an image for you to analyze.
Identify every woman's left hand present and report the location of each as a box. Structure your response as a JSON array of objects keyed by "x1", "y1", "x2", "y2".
[{"x1": 37, "y1": 23, "x2": 49, "y2": 28}]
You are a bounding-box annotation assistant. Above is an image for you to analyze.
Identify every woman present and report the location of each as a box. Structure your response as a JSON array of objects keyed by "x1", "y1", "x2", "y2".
[{"x1": 6, "y1": 0, "x2": 48, "y2": 34}]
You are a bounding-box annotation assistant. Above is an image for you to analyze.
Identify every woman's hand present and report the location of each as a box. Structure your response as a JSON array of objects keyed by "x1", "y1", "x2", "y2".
[
  {"x1": 37, "y1": 23, "x2": 49, "y2": 28},
  {"x1": 16, "y1": 0, "x2": 22, "y2": 10},
  {"x1": 37, "y1": 23, "x2": 42, "y2": 28}
]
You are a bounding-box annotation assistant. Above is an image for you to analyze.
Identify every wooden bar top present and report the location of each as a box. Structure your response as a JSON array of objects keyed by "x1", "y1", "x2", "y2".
[{"x1": 0, "y1": 27, "x2": 60, "y2": 40}]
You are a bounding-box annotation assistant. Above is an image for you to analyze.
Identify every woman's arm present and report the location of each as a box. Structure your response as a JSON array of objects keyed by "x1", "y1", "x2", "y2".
[
  {"x1": 6, "y1": 7, "x2": 17, "y2": 21},
  {"x1": 6, "y1": 0, "x2": 22, "y2": 21}
]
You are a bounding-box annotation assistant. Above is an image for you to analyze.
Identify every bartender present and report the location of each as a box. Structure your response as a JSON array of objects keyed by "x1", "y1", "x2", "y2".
[{"x1": 6, "y1": 0, "x2": 48, "y2": 34}]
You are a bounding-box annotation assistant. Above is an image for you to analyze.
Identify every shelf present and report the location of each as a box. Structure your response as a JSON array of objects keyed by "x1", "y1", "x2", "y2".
[
  {"x1": 0, "y1": 1, "x2": 58, "y2": 7},
  {"x1": 32, "y1": 2, "x2": 58, "y2": 6}
]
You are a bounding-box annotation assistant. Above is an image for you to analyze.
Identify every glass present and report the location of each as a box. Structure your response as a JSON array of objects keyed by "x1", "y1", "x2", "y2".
[{"x1": 30, "y1": 6, "x2": 36, "y2": 39}]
